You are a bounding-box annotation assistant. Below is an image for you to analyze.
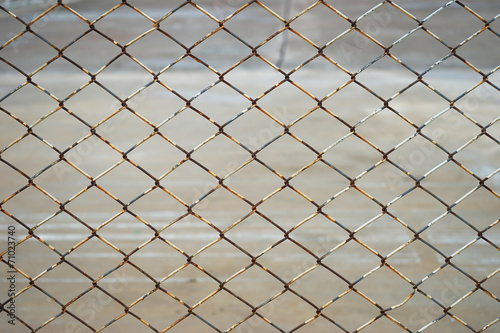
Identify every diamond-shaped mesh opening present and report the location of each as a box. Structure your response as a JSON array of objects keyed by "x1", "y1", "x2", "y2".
[
  {"x1": 191, "y1": 81, "x2": 251, "y2": 124},
  {"x1": 323, "y1": 28, "x2": 384, "y2": 73},
  {"x1": 420, "y1": 161, "x2": 478, "y2": 204},
  {"x1": 95, "y1": 112, "x2": 153, "y2": 152},
  {"x1": 258, "y1": 290, "x2": 318, "y2": 332},
  {"x1": 193, "y1": 187, "x2": 251, "y2": 230},
  {"x1": 355, "y1": 213, "x2": 414, "y2": 257},
  {"x1": 33, "y1": 5, "x2": 89, "y2": 49},
  {"x1": 93, "y1": 5, "x2": 154, "y2": 46},
  {"x1": 191, "y1": 134, "x2": 249, "y2": 176},
  {"x1": 32, "y1": 57, "x2": 90, "y2": 99},
  {"x1": 128, "y1": 238, "x2": 187, "y2": 280},
  {"x1": 129, "y1": 289, "x2": 187, "y2": 331},
  {"x1": 127, "y1": 135, "x2": 186, "y2": 178},
  {"x1": 94, "y1": 213, "x2": 154, "y2": 254},
  {"x1": 2, "y1": 1, "x2": 499, "y2": 332},
  {"x1": 63, "y1": 30, "x2": 121, "y2": 73},
  {"x1": 387, "y1": 187, "x2": 445, "y2": 230},
  {"x1": 223, "y1": 264, "x2": 283, "y2": 307},
  {"x1": 255, "y1": 134, "x2": 317, "y2": 177},
  {"x1": 290, "y1": 3, "x2": 351, "y2": 47},
  {"x1": 421, "y1": 109, "x2": 481, "y2": 152},
  {"x1": 356, "y1": 161, "x2": 415, "y2": 205},
  {"x1": 357, "y1": 266, "x2": 414, "y2": 308},
  {"x1": 160, "y1": 217, "x2": 219, "y2": 256},
  {"x1": 223, "y1": 213, "x2": 284, "y2": 257},
  {"x1": 162, "y1": 264, "x2": 219, "y2": 305},
  {"x1": 357, "y1": 3, "x2": 418, "y2": 47},
  {"x1": 454, "y1": 84, "x2": 500, "y2": 126},
  {"x1": 356, "y1": 55, "x2": 418, "y2": 99},
  {"x1": 453, "y1": 187, "x2": 500, "y2": 231},
  {"x1": 63, "y1": 186, "x2": 123, "y2": 228},
  {"x1": 450, "y1": 238, "x2": 500, "y2": 279},
  {"x1": 418, "y1": 213, "x2": 478, "y2": 257},
  {"x1": 223, "y1": 55, "x2": 284, "y2": 99},
  {"x1": 387, "y1": 239, "x2": 442, "y2": 283},
  {"x1": 419, "y1": 265, "x2": 475, "y2": 307},
  {"x1": 458, "y1": 30, "x2": 500, "y2": 74},
  {"x1": 321, "y1": 240, "x2": 381, "y2": 283},
  {"x1": 32, "y1": 109, "x2": 89, "y2": 150},
  {"x1": 0, "y1": 83, "x2": 58, "y2": 125},
  {"x1": 2, "y1": 185, "x2": 59, "y2": 228},
  {"x1": 128, "y1": 83, "x2": 186, "y2": 125},
  {"x1": 321, "y1": 290, "x2": 381, "y2": 332},
  {"x1": 257, "y1": 239, "x2": 316, "y2": 280},
  {"x1": 454, "y1": 132, "x2": 500, "y2": 178},
  {"x1": 322, "y1": 188, "x2": 381, "y2": 230},
  {"x1": 290, "y1": 161, "x2": 349, "y2": 204},
  {"x1": 387, "y1": 134, "x2": 448, "y2": 178},
  {"x1": 2, "y1": 136, "x2": 58, "y2": 176},
  {"x1": 422, "y1": 55, "x2": 483, "y2": 101},
  {"x1": 65, "y1": 236, "x2": 124, "y2": 279},
  {"x1": 223, "y1": 2, "x2": 282, "y2": 48},
  {"x1": 35, "y1": 211, "x2": 91, "y2": 254},
  {"x1": 256, "y1": 81, "x2": 316, "y2": 121},
  {"x1": 291, "y1": 56, "x2": 351, "y2": 99},
  {"x1": 225, "y1": 161, "x2": 282, "y2": 203},
  {"x1": 451, "y1": 289, "x2": 500, "y2": 331},
  {"x1": 15, "y1": 286, "x2": 62, "y2": 329},
  {"x1": 194, "y1": 289, "x2": 251, "y2": 331},
  {"x1": 291, "y1": 109, "x2": 350, "y2": 152},
  {"x1": 0, "y1": 9, "x2": 26, "y2": 39},
  {"x1": 126, "y1": 29, "x2": 186, "y2": 72},
  {"x1": 222, "y1": 108, "x2": 269, "y2": 142},
  {"x1": 63, "y1": 135, "x2": 122, "y2": 177},
  {"x1": 322, "y1": 81, "x2": 383, "y2": 124},
  {"x1": 160, "y1": 160, "x2": 217, "y2": 204},
  {"x1": 0, "y1": 32, "x2": 58, "y2": 74},
  {"x1": 257, "y1": 187, "x2": 317, "y2": 229},
  {"x1": 34, "y1": 261, "x2": 91, "y2": 304},
  {"x1": 96, "y1": 54, "x2": 154, "y2": 100},
  {"x1": 423, "y1": 2, "x2": 485, "y2": 47},
  {"x1": 357, "y1": 109, "x2": 414, "y2": 151},
  {"x1": 126, "y1": 187, "x2": 185, "y2": 225},
  {"x1": 289, "y1": 265, "x2": 347, "y2": 306},
  {"x1": 289, "y1": 213, "x2": 349, "y2": 256},
  {"x1": 158, "y1": 108, "x2": 218, "y2": 150},
  {"x1": 160, "y1": 4, "x2": 219, "y2": 47},
  {"x1": 37, "y1": 160, "x2": 89, "y2": 196},
  {"x1": 259, "y1": 28, "x2": 318, "y2": 72},
  {"x1": 192, "y1": 239, "x2": 248, "y2": 281},
  {"x1": 321, "y1": 134, "x2": 383, "y2": 177},
  {"x1": 98, "y1": 265, "x2": 153, "y2": 306},
  {"x1": 0, "y1": 61, "x2": 27, "y2": 97},
  {"x1": 389, "y1": 81, "x2": 450, "y2": 125},
  {"x1": 63, "y1": 82, "x2": 119, "y2": 126},
  {"x1": 0, "y1": 159, "x2": 27, "y2": 199},
  {"x1": 67, "y1": 286, "x2": 125, "y2": 330},
  {"x1": 193, "y1": 29, "x2": 249, "y2": 73},
  {"x1": 15, "y1": 237, "x2": 60, "y2": 277}
]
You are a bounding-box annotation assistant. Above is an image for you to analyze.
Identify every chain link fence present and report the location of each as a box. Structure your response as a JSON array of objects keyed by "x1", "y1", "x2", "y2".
[{"x1": 0, "y1": 0, "x2": 499, "y2": 332}]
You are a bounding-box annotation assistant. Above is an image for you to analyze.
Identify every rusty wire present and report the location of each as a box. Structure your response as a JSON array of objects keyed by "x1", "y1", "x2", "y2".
[{"x1": 0, "y1": 0, "x2": 499, "y2": 332}]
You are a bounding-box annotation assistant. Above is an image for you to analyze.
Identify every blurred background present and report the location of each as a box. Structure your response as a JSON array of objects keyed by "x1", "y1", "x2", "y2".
[{"x1": 1, "y1": 0, "x2": 499, "y2": 332}]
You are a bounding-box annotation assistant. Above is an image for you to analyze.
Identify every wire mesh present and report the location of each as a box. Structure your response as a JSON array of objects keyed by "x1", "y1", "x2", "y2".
[{"x1": 0, "y1": 0, "x2": 499, "y2": 332}]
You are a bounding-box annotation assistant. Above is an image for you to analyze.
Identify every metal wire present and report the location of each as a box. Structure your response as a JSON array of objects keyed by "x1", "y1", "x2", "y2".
[{"x1": 0, "y1": 0, "x2": 499, "y2": 332}]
